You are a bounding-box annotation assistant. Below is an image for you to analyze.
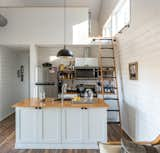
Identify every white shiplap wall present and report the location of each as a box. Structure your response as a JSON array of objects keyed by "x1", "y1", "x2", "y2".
[
  {"x1": 0, "y1": 46, "x2": 29, "y2": 121},
  {"x1": 0, "y1": 47, "x2": 17, "y2": 120},
  {"x1": 116, "y1": 0, "x2": 160, "y2": 141}
]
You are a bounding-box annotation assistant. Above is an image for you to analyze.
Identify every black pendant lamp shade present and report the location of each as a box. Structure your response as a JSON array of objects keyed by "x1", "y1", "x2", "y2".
[{"x1": 57, "y1": 46, "x2": 73, "y2": 57}]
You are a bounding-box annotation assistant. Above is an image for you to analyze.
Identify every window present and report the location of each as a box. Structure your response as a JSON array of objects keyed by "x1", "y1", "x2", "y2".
[
  {"x1": 103, "y1": 0, "x2": 130, "y2": 37},
  {"x1": 103, "y1": 16, "x2": 112, "y2": 37}
]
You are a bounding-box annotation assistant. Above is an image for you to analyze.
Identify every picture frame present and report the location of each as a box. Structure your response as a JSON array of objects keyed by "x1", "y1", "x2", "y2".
[{"x1": 129, "y1": 62, "x2": 138, "y2": 80}]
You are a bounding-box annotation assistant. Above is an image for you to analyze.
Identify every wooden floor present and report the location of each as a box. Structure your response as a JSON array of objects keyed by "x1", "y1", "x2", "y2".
[{"x1": 0, "y1": 114, "x2": 128, "y2": 153}]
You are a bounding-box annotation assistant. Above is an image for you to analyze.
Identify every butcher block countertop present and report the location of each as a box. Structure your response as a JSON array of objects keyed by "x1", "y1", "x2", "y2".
[{"x1": 12, "y1": 98, "x2": 109, "y2": 108}]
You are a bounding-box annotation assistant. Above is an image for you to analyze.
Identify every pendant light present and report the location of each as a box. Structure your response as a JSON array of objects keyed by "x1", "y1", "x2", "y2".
[
  {"x1": 57, "y1": 0, "x2": 73, "y2": 57},
  {"x1": 0, "y1": 14, "x2": 7, "y2": 27}
]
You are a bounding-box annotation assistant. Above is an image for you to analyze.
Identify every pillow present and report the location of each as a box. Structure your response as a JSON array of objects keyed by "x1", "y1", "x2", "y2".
[
  {"x1": 98, "y1": 142, "x2": 121, "y2": 153},
  {"x1": 121, "y1": 138, "x2": 146, "y2": 153},
  {"x1": 121, "y1": 138, "x2": 158, "y2": 153},
  {"x1": 153, "y1": 145, "x2": 160, "y2": 153}
]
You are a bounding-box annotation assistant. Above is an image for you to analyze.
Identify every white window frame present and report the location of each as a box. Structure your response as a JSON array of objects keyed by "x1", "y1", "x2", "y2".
[
  {"x1": 103, "y1": 0, "x2": 131, "y2": 37},
  {"x1": 103, "y1": 16, "x2": 112, "y2": 38}
]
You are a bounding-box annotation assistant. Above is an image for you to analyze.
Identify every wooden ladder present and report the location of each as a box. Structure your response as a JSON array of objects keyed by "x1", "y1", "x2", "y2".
[{"x1": 95, "y1": 37, "x2": 122, "y2": 140}]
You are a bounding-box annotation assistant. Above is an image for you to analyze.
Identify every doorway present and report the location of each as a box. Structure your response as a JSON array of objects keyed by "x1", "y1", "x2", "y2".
[{"x1": 0, "y1": 45, "x2": 30, "y2": 121}]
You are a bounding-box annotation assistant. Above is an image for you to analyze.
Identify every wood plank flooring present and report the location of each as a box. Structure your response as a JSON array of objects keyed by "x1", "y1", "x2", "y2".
[
  {"x1": 0, "y1": 114, "x2": 128, "y2": 153},
  {"x1": 108, "y1": 124, "x2": 131, "y2": 141}
]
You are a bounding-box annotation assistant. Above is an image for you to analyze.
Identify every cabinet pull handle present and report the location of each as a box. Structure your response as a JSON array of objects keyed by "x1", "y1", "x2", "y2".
[
  {"x1": 81, "y1": 107, "x2": 88, "y2": 110},
  {"x1": 35, "y1": 107, "x2": 38, "y2": 109},
  {"x1": 39, "y1": 107, "x2": 42, "y2": 109}
]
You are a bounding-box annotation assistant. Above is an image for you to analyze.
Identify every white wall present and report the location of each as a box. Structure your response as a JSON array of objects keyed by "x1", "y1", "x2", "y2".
[
  {"x1": 0, "y1": 46, "x2": 29, "y2": 121},
  {"x1": 30, "y1": 44, "x2": 38, "y2": 98},
  {"x1": 99, "y1": 0, "x2": 160, "y2": 141},
  {"x1": 116, "y1": 0, "x2": 160, "y2": 141},
  {"x1": 0, "y1": 46, "x2": 17, "y2": 120},
  {"x1": 37, "y1": 45, "x2": 99, "y2": 65},
  {"x1": 98, "y1": 0, "x2": 118, "y2": 34},
  {"x1": 0, "y1": 7, "x2": 88, "y2": 45},
  {"x1": 38, "y1": 46, "x2": 88, "y2": 64}
]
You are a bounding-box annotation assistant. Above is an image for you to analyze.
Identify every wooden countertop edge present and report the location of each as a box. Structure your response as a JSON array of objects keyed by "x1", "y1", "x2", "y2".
[{"x1": 12, "y1": 98, "x2": 109, "y2": 108}]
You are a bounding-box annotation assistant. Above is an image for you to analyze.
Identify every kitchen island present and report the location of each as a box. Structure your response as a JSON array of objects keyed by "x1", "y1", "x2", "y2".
[{"x1": 13, "y1": 98, "x2": 109, "y2": 149}]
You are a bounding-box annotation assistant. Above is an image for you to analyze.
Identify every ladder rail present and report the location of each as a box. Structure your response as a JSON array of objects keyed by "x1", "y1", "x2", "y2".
[
  {"x1": 112, "y1": 40, "x2": 122, "y2": 130},
  {"x1": 98, "y1": 41, "x2": 105, "y2": 98},
  {"x1": 98, "y1": 37, "x2": 122, "y2": 141}
]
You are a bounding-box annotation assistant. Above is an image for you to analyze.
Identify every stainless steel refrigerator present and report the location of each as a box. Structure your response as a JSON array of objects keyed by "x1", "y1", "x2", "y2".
[{"x1": 36, "y1": 63, "x2": 58, "y2": 99}]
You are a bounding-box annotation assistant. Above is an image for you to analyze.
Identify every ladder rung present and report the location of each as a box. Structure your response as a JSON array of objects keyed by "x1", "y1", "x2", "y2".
[
  {"x1": 100, "y1": 47, "x2": 113, "y2": 50},
  {"x1": 104, "y1": 87, "x2": 117, "y2": 89},
  {"x1": 104, "y1": 92, "x2": 116, "y2": 94},
  {"x1": 104, "y1": 98, "x2": 119, "y2": 100},
  {"x1": 102, "y1": 75, "x2": 116, "y2": 77},
  {"x1": 101, "y1": 57, "x2": 114, "y2": 59},
  {"x1": 107, "y1": 121, "x2": 120, "y2": 124},
  {"x1": 104, "y1": 92, "x2": 117, "y2": 95},
  {"x1": 93, "y1": 38, "x2": 113, "y2": 41},
  {"x1": 101, "y1": 70, "x2": 115, "y2": 72},
  {"x1": 102, "y1": 66, "x2": 115, "y2": 68},
  {"x1": 100, "y1": 67, "x2": 115, "y2": 70},
  {"x1": 100, "y1": 69, "x2": 115, "y2": 72},
  {"x1": 103, "y1": 77, "x2": 117, "y2": 79},
  {"x1": 107, "y1": 110, "x2": 120, "y2": 112}
]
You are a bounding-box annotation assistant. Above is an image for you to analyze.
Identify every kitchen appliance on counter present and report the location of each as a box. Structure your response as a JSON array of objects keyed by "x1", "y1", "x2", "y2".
[
  {"x1": 74, "y1": 58, "x2": 99, "y2": 79},
  {"x1": 76, "y1": 84, "x2": 98, "y2": 97},
  {"x1": 75, "y1": 66, "x2": 99, "y2": 79},
  {"x1": 35, "y1": 63, "x2": 58, "y2": 99},
  {"x1": 84, "y1": 89, "x2": 94, "y2": 100}
]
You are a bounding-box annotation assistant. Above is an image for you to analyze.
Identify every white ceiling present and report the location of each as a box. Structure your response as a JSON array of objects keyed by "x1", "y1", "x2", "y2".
[
  {"x1": 0, "y1": 0, "x2": 89, "y2": 7},
  {"x1": 89, "y1": 0, "x2": 102, "y2": 19},
  {"x1": 0, "y1": 0, "x2": 102, "y2": 20},
  {"x1": 1, "y1": 45, "x2": 30, "y2": 51}
]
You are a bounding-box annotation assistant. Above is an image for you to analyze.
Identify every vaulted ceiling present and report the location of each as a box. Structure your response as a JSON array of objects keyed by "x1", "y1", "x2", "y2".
[
  {"x1": 0, "y1": 0, "x2": 102, "y2": 20},
  {"x1": 0, "y1": 0, "x2": 89, "y2": 7}
]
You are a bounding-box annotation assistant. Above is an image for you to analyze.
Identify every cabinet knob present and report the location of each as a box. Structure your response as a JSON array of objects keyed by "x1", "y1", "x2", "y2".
[
  {"x1": 81, "y1": 107, "x2": 88, "y2": 110},
  {"x1": 35, "y1": 107, "x2": 42, "y2": 109}
]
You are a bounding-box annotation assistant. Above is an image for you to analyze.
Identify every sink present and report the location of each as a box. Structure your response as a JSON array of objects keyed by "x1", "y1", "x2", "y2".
[{"x1": 71, "y1": 99, "x2": 97, "y2": 104}]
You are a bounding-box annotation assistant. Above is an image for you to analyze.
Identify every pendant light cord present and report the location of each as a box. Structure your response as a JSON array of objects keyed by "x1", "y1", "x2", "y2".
[
  {"x1": 64, "y1": 0, "x2": 66, "y2": 49},
  {"x1": 57, "y1": 0, "x2": 73, "y2": 57}
]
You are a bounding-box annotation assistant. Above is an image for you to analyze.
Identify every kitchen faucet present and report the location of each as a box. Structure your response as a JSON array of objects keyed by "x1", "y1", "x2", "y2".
[{"x1": 61, "y1": 83, "x2": 67, "y2": 104}]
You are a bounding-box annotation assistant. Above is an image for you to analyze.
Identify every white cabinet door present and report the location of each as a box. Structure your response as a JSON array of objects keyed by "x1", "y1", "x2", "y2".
[
  {"x1": 88, "y1": 108, "x2": 107, "y2": 143},
  {"x1": 62, "y1": 108, "x2": 83, "y2": 143},
  {"x1": 81, "y1": 109, "x2": 89, "y2": 143},
  {"x1": 16, "y1": 108, "x2": 41, "y2": 143},
  {"x1": 42, "y1": 108, "x2": 61, "y2": 143},
  {"x1": 62, "y1": 108, "x2": 107, "y2": 144}
]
